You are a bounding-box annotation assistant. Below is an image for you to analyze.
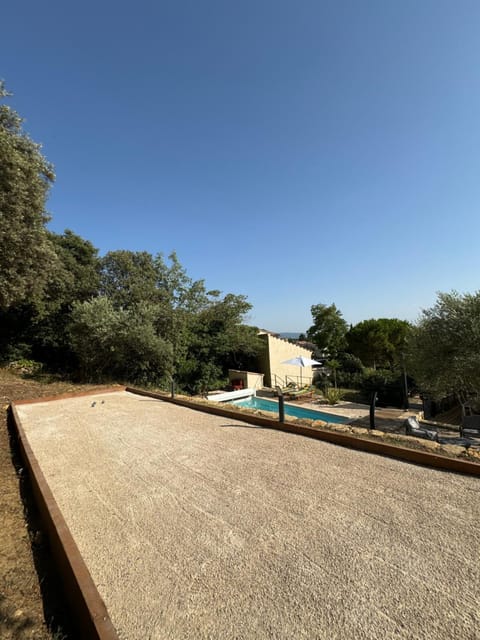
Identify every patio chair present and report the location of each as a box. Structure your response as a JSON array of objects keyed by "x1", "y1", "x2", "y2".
[
  {"x1": 460, "y1": 415, "x2": 480, "y2": 438},
  {"x1": 275, "y1": 382, "x2": 298, "y2": 396},
  {"x1": 284, "y1": 385, "x2": 314, "y2": 401},
  {"x1": 404, "y1": 417, "x2": 439, "y2": 442}
]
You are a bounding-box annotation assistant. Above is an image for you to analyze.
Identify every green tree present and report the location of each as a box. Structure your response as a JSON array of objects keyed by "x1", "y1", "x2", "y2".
[
  {"x1": 182, "y1": 294, "x2": 262, "y2": 393},
  {"x1": 306, "y1": 303, "x2": 348, "y2": 357},
  {"x1": 347, "y1": 318, "x2": 411, "y2": 369},
  {"x1": 0, "y1": 229, "x2": 100, "y2": 367},
  {"x1": 50, "y1": 230, "x2": 100, "y2": 302},
  {"x1": 325, "y1": 358, "x2": 340, "y2": 388},
  {"x1": 0, "y1": 81, "x2": 57, "y2": 309},
  {"x1": 69, "y1": 297, "x2": 172, "y2": 384},
  {"x1": 68, "y1": 249, "x2": 261, "y2": 390},
  {"x1": 407, "y1": 291, "x2": 480, "y2": 405},
  {"x1": 28, "y1": 230, "x2": 101, "y2": 368},
  {"x1": 99, "y1": 251, "x2": 210, "y2": 374},
  {"x1": 333, "y1": 352, "x2": 365, "y2": 390},
  {"x1": 100, "y1": 250, "x2": 158, "y2": 309},
  {"x1": 150, "y1": 252, "x2": 211, "y2": 387}
]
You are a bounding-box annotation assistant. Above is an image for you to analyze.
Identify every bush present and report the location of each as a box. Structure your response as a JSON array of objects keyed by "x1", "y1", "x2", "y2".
[
  {"x1": 69, "y1": 298, "x2": 172, "y2": 384},
  {"x1": 359, "y1": 368, "x2": 406, "y2": 408},
  {"x1": 335, "y1": 370, "x2": 364, "y2": 389},
  {"x1": 339, "y1": 352, "x2": 364, "y2": 373},
  {"x1": 0, "y1": 341, "x2": 32, "y2": 365},
  {"x1": 7, "y1": 359, "x2": 43, "y2": 376},
  {"x1": 339, "y1": 388, "x2": 364, "y2": 403},
  {"x1": 323, "y1": 387, "x2": 344, "y2": 405}
]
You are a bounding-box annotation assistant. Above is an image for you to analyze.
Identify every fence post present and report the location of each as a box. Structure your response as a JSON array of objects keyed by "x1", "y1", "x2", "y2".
[
  {"x1": 275, "y1": 386, "x2": 285, "y2": 423},
  {"x1": 369, "y1": 391, "x2": 377, "y2": 430}
]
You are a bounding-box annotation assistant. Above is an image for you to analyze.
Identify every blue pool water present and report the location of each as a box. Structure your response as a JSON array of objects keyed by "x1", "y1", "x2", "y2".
[{"x1": 230, "y1": 396, "x2": 349, "y2": 424}]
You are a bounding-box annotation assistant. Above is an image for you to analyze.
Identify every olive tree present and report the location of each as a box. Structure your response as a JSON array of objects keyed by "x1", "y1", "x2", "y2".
[
  {"x1": 0, "y1": 81, "x2": 57, "y2": 309},
  {"x1": 407, "y1": 291, "x2": 480, "y2": 405},
  {"x1": 69, "y1": 297, "x2": 172, "y2": 384}
]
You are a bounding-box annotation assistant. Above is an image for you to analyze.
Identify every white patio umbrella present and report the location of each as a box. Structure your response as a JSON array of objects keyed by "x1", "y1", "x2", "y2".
[{"x1": 281, "y1": 355, "x2": 321, "y2": 385}]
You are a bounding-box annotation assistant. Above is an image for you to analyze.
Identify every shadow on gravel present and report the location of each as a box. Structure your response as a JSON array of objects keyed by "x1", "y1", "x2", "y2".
[
  {"x1": 219, "y1": 423, "x2": 265, "y2": 429},
  {"x1": 7, "y1": 409, "x2": 77, "y2": 640}
]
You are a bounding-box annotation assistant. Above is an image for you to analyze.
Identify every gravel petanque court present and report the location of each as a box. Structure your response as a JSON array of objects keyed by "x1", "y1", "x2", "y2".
[{"x1": 15, "y1": 390, "x2": 480, "y2": 640}]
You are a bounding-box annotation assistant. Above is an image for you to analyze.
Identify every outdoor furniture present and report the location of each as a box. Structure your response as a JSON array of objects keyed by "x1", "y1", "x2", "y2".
[
  {"x1": 404, "y1": 417, "x2": 439, "y2": 442},
  {"x1": 460, "y1": 415, "x2": 480, "y2": 438},
  {"x1": 275, "y1": 382, "x2": 298, "y2": 396},
  {"x1": 284, "y1": 385, "x2": 314, "y2": 401}
]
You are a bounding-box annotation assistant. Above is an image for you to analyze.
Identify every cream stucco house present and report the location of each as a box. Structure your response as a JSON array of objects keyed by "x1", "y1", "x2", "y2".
[{"x1": 256, "y1": 331, "x2": 315, "y2": 388}]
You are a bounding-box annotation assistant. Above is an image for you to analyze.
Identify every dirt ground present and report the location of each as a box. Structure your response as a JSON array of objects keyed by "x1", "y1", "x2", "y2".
[{"x1": 0, "y1": 368, "x2": 115, "y2": 640}]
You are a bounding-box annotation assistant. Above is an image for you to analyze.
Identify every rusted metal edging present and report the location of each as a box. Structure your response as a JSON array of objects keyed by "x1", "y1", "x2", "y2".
[
  {"x1": 10, "y1": 402, "x2": 120, "y2": 640},
  {"x1": 126, "y1": 387, "x2": 480, "y2": 477}
]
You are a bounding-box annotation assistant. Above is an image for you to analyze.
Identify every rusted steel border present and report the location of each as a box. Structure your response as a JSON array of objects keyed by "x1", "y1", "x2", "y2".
[
  {"x1": 127, "y1": 387, "x2": 480, "y2": 477},
  {"x1": 10, "y1": 402, "x2": 120, "y2": 640}
]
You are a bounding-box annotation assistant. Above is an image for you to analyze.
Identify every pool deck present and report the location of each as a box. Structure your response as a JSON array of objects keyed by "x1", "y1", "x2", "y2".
[{"x1": 14, "y1": 390, "x2": 480, "y2": 639}]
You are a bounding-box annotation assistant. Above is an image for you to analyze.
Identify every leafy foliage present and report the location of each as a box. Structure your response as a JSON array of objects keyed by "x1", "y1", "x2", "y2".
[
  {"x1": 7, "y1": 359, "x2": 43, "y2": 376},
  {"x1": 69, "y1": 298, "x2": 173, "y2": 384},
  {"x1": 346, "y1": 318, "x2": 411, "y2": 369},
  {"x1": 322, "y1": 387, "x2": 344, "y2": 405},
  {"x1": 51, "y1": 230, "x2": 100, "y2": 303},
  {"x1": 181, "y1": 294, "x2": 262, "y2": 393},
  {"x1": 100, "y1": 250, "x2": 158, "y2": 309},
  {"x1": 407, "y1": 291, "x2": 480, "y2": 404},
  {"x1": 0, "y1": 230, "x2": 101, "y2": 369},
  {"x1": 358, "y1": 368, "x2": 406, "y2": 408},
  {"x1": 335, "y1": 352, "x2": 364, "y2": 387},
  {"x1": 67, "y1": 250, "x2": 261, "y2": 390},
  {"x1": 306, "y1": 303, "x2": 348, "y2": 357},
  {"x1": 325, "y1": 358, "x2": 340, "y2": 388},
  {"x1": 0, "y1": 81, "x2": 57, "y2": 309},
  {"x1": 31, "y1": 231, "x2": 101, "y2": 366}
]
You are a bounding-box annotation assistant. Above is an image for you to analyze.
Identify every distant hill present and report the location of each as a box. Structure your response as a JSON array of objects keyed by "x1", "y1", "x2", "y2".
[{"x1": 279, "y1": 332, "x2": 301, "y2": 340}]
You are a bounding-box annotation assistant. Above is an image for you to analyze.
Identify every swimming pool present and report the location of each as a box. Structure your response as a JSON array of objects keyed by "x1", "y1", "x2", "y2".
[{"x1": 230, "y1": 396, "x2": 349, "y2": 424}]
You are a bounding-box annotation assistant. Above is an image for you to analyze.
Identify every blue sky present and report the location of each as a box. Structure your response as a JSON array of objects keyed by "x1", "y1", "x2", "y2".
[{"x1": 3, "y1": 1, "x2": 480, "y2": 332}]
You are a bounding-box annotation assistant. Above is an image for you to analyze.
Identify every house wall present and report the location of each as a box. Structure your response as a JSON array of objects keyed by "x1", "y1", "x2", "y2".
[
  {"x1": 228, "y1": 370, "x2": 264, "y2": 390},
  {"x1": 258, "y1": 333, "x2": 314, "y2": 388}
]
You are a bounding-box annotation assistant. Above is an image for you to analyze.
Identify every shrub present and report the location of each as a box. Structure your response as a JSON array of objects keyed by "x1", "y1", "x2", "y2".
[
  {"x1": 323, "y1": 387, "x2": 344, "y2": 405},
  {"x1": 7, "y1": 359, "x2": 43, "y2": 376},
  {"x1": 69, "y1": 298, "x2": 172, "y2": 384},
  {"x1": 335, "y1": 370, "x2": 364, "y2": 389},
  {"x1": 359, "y1": 368, "x2": 405, "y2": 407}
]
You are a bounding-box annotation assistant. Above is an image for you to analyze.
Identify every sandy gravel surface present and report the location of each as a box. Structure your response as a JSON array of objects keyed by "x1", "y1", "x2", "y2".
[{"x1": 16, "y1": 391, "x2": 480, "y2": 640}]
